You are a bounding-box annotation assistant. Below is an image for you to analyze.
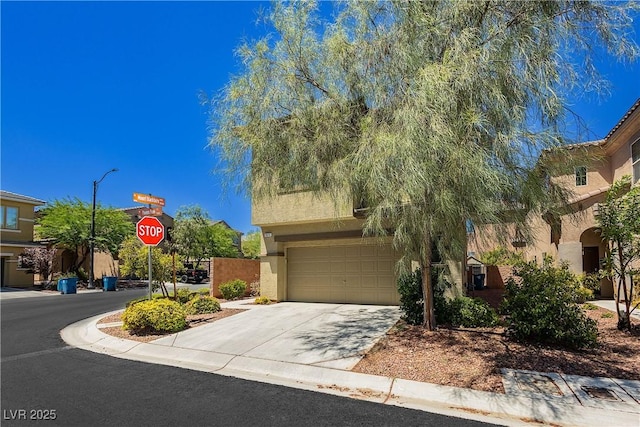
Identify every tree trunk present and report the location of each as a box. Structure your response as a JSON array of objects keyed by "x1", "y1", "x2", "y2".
[
  {"x1": 421, "y1": 232, "x2": 436, "y2": 330},
  {"x1": 616, "y1": 241, "x2": 631, "y2": 331}
]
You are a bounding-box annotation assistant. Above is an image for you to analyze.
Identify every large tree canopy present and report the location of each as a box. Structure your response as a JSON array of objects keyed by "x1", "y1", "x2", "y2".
[
  {"x1": 210, "y1": 0, "x2": 638, "y2": 329},
  {"x1": 37, "y1": 198, "x2": 134, "y2": 273}
]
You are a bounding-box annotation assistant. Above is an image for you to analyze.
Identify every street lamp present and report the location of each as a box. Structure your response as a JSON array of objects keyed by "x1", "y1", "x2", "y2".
[{"x1": 88, "y1": 168, "x2": 118, "y2": 289}]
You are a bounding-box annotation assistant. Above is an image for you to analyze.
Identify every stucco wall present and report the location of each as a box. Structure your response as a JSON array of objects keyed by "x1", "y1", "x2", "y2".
[
  {"x1": 93, "y1": 251, "x2": 120, "y2": 278},
  {"x1": 557, "y1": 242, "x2": 583, "y2": 274},
  {"x1": 1, "y1": 198, "x2": 41, "y2": 288},
  {"x1": 260, "y1": 256, "x2": 286, "y2": 301},
  {"x1": 253, "y1": 191, "x2": 353, "y2": 226}
]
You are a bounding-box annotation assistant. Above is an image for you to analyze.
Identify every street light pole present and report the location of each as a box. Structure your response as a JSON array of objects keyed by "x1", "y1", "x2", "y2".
[{"x1": 88, "y1": 168, "x2": 118, "y2": 289}]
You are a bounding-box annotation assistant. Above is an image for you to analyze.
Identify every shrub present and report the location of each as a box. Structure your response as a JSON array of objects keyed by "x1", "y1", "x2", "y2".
[
  {"x1": 185, "y1": 296, "x2": 221, "y2": 315},
  {"x1": 219, "y1": 279, "x2": 247, "y2": 300},
  {"x1": 601, "y1": 312, "x2": 614, "y2": 318},
  {"x1": 397, "y1": 269, "x2": 424, "y2": 325},
  {"x1": 197, "y1": 287, "x2": 211, "y2": 296},
  {"x1": 76, "y1": 267, "x2": 89, "y2": 282},
  {"x1": 397, "y1": 267, "x2": 452, "y2": 326},
  {"x1": 574, "y1": 286, "x2": 594, "y2": 303},
  {"x1": 125, "y1": 295, "x2": 166, "y2": 308},
  {"x1": 175, "y1": 288, "x2": 197, "y2": 304},
  {"x1": 254, "y1": 296, "x2": 271, "y2": 305},
  {"x1": 502, "y1": 258, "x2": 598, "y2": 349},
  {"x1": 122, "y1": 299, "x2": 187, "y2": 334},
  {"x1": 578, "y1": 273, "x2": 601, "y2": 293},
  {"x1": 583, "y1": 303, "x2": 599, "y2": 310},
  {"x1": 446, "y1": 297, "x2": 499, "y2": 327}
]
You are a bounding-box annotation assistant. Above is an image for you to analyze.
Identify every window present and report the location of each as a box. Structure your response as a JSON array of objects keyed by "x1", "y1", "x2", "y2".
[
  {"x1": 632, "y1": 139, "x2": 640, "y2": 184},
  {"x1": 575, "y1": 166, "x2": 587, "y2": 186},
  {"x1": 1, "y1": 206, "x2": 19, "y2": 229}
]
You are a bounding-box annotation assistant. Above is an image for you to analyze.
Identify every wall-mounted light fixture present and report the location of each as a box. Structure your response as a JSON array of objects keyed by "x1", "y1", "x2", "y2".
[{"x1": 264, "y1": 232, "x2": 273, "y2": 238}]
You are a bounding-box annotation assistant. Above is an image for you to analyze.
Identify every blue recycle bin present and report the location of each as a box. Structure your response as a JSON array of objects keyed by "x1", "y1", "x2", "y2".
[
  {"x1": 58, "y1": 277, "x2": 78, "y2": 294},
  {"x1": 103, "y1": 276, "x2": 117, "y2": 291}
]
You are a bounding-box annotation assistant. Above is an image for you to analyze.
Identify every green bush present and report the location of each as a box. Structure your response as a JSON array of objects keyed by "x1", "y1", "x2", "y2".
[
  {"x1": 601, "y1": 312, "x2": 614, "y2": 318},
  {"x1": 197, "y1": 287, "x2": 211, "y2": 296},
  {"x1": 501, "y1": 258, "x2": 598, "y2": 349},
  {"x1": 397, "y1": 269, "x2": 424, "y2": 325},
  {"x1": 397, "y1": 267, "x2": 453, "y2": 326},
  {"x1": 578, "y1": 273, "x2": 601, "y2": 293},
  {"x1": 125, "y1": 295, "x2": 166, "y2": 308},
  {"x1": 575, "y1": 286, "x2": 594, "y2": 303},
  {"x1": 175, "y1": 288, "x2": 197, "y2": 304},
  {"x1": 76, "y1": 267, "x2": 89, "y2": 282},
  {"x1": 583, "y1": 303, "x2": 599, "y2": 310},
  {"x1": 445, "y1": 297, "x2": 499, "y2": 327},
  {"x1": 185, "y1": 295, "x2": 221, "y2": 315},
  {"x1": 219, "y1": 279, "x2": 247, "y2": 300},
  {"x1": 254, "y1": 296, "x2": 271, "y2": 305},
  {"x1": 122, "y1": 299, "x2": 187, "y2": 334}
]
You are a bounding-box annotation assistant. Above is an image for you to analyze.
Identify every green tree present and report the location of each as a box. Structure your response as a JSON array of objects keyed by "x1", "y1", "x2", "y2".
[
  {"x1": 241, "y1": 230, "x2": 261, "y2": 259},
  {"x1": 119, "y1": 235, "x2": 176, "y2": 286},
  {"x1": 209, "y1": 1, "x2": 637, "y2": 330},
  {"x1": 171, "y1": 205, "x2": 238, "y2": 266},
  {"x1": 596, "y1": 175, "x2": 640, "y2": 331},
  {"x1": 206, "y1": 222, "x2": 240, "y2": 259},
  {"x1": 37, "y1": 198, "x2": 133, "y2": 273}
]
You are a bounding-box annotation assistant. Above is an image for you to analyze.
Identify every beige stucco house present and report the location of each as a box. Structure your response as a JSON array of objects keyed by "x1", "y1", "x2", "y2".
[
  {"x1": 253, "y1": 191, "x2": 402, "y2": 304},
  {"x1": 0, "y1": 190, "x2": 46, "y2": 287},
  {"x1": 470, "y1": 97, "x2": 640, "y2": 298},
  {"x1": 254, "y1": 184, "x2": 466, "y2": 305}
]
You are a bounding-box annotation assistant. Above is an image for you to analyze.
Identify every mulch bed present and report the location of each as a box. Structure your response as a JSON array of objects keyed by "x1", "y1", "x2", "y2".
[{"x1": 353, "y1": 305, "x2": 640, "y2": 394}]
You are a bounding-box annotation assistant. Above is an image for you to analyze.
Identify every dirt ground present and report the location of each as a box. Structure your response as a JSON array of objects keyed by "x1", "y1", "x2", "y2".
[{"x1": 353, "y1": 305, "x2": 640, "y2": 393}]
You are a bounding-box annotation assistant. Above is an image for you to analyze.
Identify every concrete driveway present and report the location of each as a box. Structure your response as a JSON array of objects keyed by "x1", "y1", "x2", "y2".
[{"x1": 152, "y1": 302, "x2": 401, "y2": 370}]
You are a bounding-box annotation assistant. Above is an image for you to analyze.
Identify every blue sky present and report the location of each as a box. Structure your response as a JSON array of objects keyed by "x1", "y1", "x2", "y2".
[{"x1": 2, "y1": 1, "x2": 639, "y2": 234}]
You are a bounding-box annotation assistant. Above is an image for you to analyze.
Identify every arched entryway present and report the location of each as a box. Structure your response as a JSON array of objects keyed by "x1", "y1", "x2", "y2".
[{"x1": 579, "y1": 228, "x2": 613, "y2": 298}]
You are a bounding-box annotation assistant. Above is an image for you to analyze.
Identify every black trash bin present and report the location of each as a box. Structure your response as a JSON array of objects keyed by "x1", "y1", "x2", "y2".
[{"x1": 473, "y1": 273, "x2": 485, "y2": 290}]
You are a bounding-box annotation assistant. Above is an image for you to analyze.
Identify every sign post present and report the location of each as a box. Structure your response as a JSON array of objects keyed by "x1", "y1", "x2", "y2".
[
  {"x1": 136, "y1": 215, "x2": 165, "y2": 299},
  {"x1": 133, "y1": 193, "x2": 165, "y2": 299}
]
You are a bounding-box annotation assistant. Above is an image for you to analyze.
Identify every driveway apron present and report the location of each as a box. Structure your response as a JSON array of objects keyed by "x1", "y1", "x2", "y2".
[{"x1": 151, "y1": 302, "x2": 401, "y2": 370}]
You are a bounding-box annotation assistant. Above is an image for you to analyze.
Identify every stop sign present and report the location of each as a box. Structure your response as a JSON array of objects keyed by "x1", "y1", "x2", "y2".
[{"x1": 136, "y1": 216, "x2": 165, "y2": 246}]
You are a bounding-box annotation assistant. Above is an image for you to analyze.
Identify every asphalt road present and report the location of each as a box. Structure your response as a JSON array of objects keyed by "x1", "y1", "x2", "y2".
[{"x1": 1, "y1": 291, "x2": 495, "y2": 426}]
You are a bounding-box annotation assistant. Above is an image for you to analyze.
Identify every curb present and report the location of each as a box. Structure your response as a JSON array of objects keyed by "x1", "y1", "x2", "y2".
[{"x1": 61, "y1": 314, "x2": 640, "y2": 427}]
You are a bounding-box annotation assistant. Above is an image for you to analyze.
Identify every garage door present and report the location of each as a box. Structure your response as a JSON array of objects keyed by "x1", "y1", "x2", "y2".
[{"x1": 287, "y1": 244, "x2": 400, "y2": 305}]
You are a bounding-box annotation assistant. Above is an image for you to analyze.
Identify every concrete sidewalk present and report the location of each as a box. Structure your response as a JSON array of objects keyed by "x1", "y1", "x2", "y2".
[
  {"x1": 61, "y1": 301, "x2": 640, "y2": 427},
  {"x1": 592, "y1": 299, "x2": 640, "y2": 320}
]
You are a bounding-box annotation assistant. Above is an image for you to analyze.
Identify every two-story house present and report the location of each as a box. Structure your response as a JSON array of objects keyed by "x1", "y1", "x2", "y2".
[
  {"x1": 253, "y1": 190, "x2": 402, "y2": 304},
  {"x1": 253, "y1": 183, "x2": 467, "y2": 305},
  {"x1": 0, "y1": 190, "x2": 46, "y2": 288},
  {"x1": 470, "y1": 97, "x2": 640, "y2": 298}
]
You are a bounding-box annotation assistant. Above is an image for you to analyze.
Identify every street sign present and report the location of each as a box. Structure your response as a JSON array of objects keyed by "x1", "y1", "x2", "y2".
[
  {"x1": 133, "y1": 192, "x2": 165, "y2": 206},
  {"x1": 136, "y1": 216, "x2": 165, "y2": 246},
  {"x1": 138, "y1": 207, "x2": 163, "y2": 217}
]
